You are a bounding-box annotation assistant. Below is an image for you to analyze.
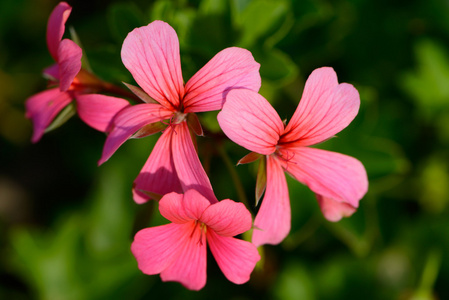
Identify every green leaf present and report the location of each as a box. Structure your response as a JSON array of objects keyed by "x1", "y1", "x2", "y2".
[
  {"x1": 417, "y1": 155, "x2": 449, "y2": 213},
  {"x1": 150, "y1": 0, "x2": 176, "y2": 20},
  {"x1": 189, "y1": 4, "x2": 234, "y2": 57},
  {"x1": 9, "y1": 163, "x2": 140, "y2": 300},
  {"x1": 198, "y1": 111, "x2": 221, "y2": 133},
  {"x1": 69, "y1": 27, "x2": 92, "y2": 73},
  {"x1": 254, "y1": 48, "x2": 299, "y2": 86},
  {"x1": 87, "y1": 45, "x2": 132, "y2": 82},
  {"x1": 150, "y1": 0, "x2": 196, "y2": 45},
  {"x1": 234, "y1": 0, "x2": 292, "y2": 48},
  {"x1": 85, "y1": 164, "x2": 135, "y2": 258},
  {"x1": 400, "y1": 40, "x2": 449, "y2": 119},
  {"x1": 273, "y1": 261, "x2": 316, "y2": 300},
  {"x1": 230, "y1": 0, "x2": 252, "y2": 15},
  {"x1": 410, "y1": 249, "x2": 442, "y2": 300},
  {"x1": 108, "y1": 2, "x2": 144, "y2": 44},
  {"x1": 10, "y1": 216, "x2": 86, "y2": 300},
  {"x1": 199, "y1": 0, "x2": 228, "y2": 14}
]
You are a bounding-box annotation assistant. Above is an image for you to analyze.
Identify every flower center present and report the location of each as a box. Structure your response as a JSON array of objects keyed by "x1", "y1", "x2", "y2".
[
  {"x1": 274, "y1": 146, "x2": 297, "y2": 171},
  {"x1": 190, "y1": 220, "x2": 207, "y2": 246},
  {"x1": 161, "y1": 111, "x2": 188, "y2": 133},
  {"x1": 171, "y1": 111, "x2": 187, "y2": 125}
]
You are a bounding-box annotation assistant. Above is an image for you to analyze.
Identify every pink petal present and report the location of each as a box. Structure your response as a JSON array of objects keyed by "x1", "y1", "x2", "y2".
[
  {"x1": 131, "y1": 223, "x2": 190, "y2": 276},
  {"x1": 207, "y1": 230, "x2": 260, "y2": 284},
  {"x1": 171, "y1": 122, "x2": 217, "y2": 203},
  {"x1": 25, "y1": 88, "x2": 72, "y2": 143},
  {"x1": 160, "y1": 221, "x2": 207, "y2": 291},
  {"x1": 182, "y1": 188, "x2": 212, "y2": 220},
  {"x1": 132, "y1": 126, "x2": 183, "y2": 203},
  {"x1": 121, "y1": 21, "x2": 184, "y2": 110},
  {"x1": 158, "y1": 192, "x2": 192, "y2": 223},
  {"x1": 46, "y1": 2, "x2": 72, "y2": 61},
  {"x1": 316, "y1": 195, "x2": 357, "y2": 222},
  {"x1": 217, "y1": 89, "x2": 283, "y2": 155},
  {"x1": 98, "y1": 103, "x2": 172, "y2": 165},
  {"x1": 183, "y1": 47, "x2": 261, "y2": 113},
  {"x1": 281, "y1": 67, "x2": 360, "y2": 146},
  {"x1": 76, "y1": 94, "x2": 130, "y2": 132},
  {"x1": 252, "y1": 156, "x2": 290, "y2": 247},
  {"x1": 57, "y1": 39, "x2": 82, "y2": 91},
  {"x1": 201, "y1": 200, "x2": 252, "y2": 237},
  {"x1": 43, "y1": 63, "x2": 59, "y2": 81},
  {"x1": 282, "y1": 147, "x2": 368, "y2": 210}
]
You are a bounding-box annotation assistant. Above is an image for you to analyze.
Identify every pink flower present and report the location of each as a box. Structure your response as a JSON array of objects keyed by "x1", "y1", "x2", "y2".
[
  {"x1": 131, "y1": 120, "x2": 219, "y2": 204},
  {"x1": 217, "y1": 67, "x2": 368, "y2": 247},
  {"x1": 44, "y1": 1, "x2": 81, "y2": 92},
  {"x1": 98, "y1": 20, "x2": 261, "y2": 202},
  {"x1": 25, "y1": 2, "x2": 129, "y2": 142},
  {"x1": 131, "y1": 188, "x2": 261, "y2": 291}
]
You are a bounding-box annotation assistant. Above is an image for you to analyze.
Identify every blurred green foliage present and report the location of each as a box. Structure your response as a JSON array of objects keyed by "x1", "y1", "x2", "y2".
[{"x1": 1, "y1": 0, "x2": 449, "y2": 299}]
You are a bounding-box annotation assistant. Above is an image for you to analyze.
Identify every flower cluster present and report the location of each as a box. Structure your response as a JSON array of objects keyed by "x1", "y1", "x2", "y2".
[{"x1": 26, "y1": 2, "x2": 368, "y2": 291}]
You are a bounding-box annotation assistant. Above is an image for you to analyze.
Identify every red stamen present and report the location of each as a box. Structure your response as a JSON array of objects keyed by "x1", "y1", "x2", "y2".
[
  {"x1": 161, "y1": 114, "x2": 178, "y2": 135},
  {"x1": 276, "y1": 149, "x2": 297, "y2": 171}
]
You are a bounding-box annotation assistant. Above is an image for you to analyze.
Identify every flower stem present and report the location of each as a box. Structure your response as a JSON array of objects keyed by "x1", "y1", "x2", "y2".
[{"x1": 216, "y1": 145, "x2": 249, "y2": 208}]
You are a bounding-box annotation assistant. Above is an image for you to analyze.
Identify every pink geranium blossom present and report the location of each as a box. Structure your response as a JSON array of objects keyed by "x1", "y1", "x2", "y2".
[
  {"x1": 98, "y1": 20, "x2": 261, "y2": 202},
  {"x1": 131, "y1": 188, "x2": 260, "y2": 291},
  {"x1": 217, "y1": 67, "x2": 368, "y2": 247},
  {"x1": 132, "y1": 120, "x2": 219, "y2": 204},
  {"x1": 25, "y1": 2, "x2": 129, "y2": 142}
]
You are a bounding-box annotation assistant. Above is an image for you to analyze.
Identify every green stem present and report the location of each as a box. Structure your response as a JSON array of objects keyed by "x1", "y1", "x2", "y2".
[
  {"x1": 75, "y1": 69, "x2": 143, "y2": 103},
  {"x1": 325, "y1": 220, "x2": 370, "y2": 257},
  {"x1": 282, "y1": 214, "x2": 322, "y2": 250},
  {"x1": 216, "y1": 145, "x2": 249, "y2": 208}
]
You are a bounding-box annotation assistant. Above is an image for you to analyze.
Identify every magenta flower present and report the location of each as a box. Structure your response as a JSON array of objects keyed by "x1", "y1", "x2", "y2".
[
  {"x1": 25, "y1": 2, "x2": 129, "y2": 142},
  {"x1": 98, "y1": 20, "x2": 261, "y2": 202},
  {"x1": 43, "y1": 1, "x2": 81, "y2": 92},
  {"x1": 131, "y1": 188, "x2": 261, "y2": 291},
  {"x1": 217, "y1": 67, "x2": 368, "y2": 247}
]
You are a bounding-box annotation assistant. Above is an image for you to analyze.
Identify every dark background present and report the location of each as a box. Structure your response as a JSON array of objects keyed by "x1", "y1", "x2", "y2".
[{"x1": 1, "y1": 0, "x2": 449, "y2": 299}]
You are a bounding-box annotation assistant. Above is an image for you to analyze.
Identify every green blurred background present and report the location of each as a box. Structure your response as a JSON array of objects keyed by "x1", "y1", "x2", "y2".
[{"x1": 1, "y1": 0, "x2": 449, "y2": 299}]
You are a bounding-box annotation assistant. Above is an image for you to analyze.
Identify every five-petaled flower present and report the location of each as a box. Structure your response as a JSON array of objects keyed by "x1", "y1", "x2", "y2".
[
  {"x1": 98, "y1": 20, "x2": 261, "y2": 203},
  {"x1": 218, "y1": 67, "x2": 368, "y2": 247},
  {"x1": 25, "y1": 2, "x2": 130, "y2": 142},
  {"x1": 131, "y1": 188, "x2": 260, "y2": 291}
]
